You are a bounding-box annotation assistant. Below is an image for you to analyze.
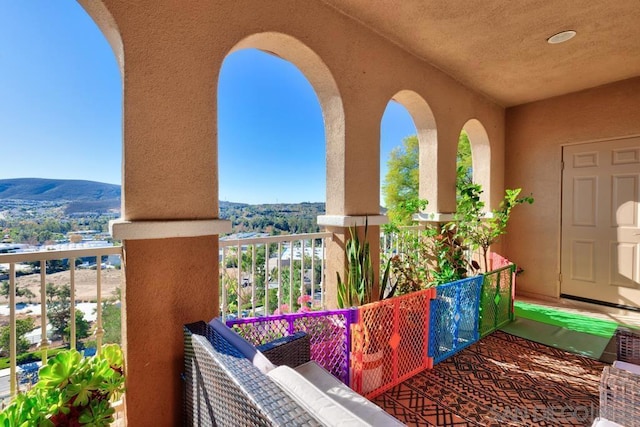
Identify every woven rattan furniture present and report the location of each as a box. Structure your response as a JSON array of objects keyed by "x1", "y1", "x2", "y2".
[
  {"x1": 616, "y1": 327, "x2": 640, "y2": 365},
  {"x1": 595, "y1": 364, "x2": 640, "y2": 427},
  {"x1": 184, "y1": 321, "x2": 321, "y2": 426}
]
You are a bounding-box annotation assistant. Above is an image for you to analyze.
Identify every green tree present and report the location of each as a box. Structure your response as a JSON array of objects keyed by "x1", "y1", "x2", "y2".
[
  {"x1": 0, "y1": 317, "x2": 35, "y2": 356},
  {"x1": 456, "y1": 130, "x2": 473, "y2": 188},
  {"x1": 383, "y1": 132, "x2": 473, "y2": 226},
  {"x1": 64, "y1": 310, "x2": 91, "y2": 346},
  {"x1": 45, "y1": 283, "x2": 90, "y2": 345},
  {"x1": 382, "y1": 135, "x2": 420, "y2": 226},
  {"x1": 98, "y1": 288, "x2": 122, "y2": 345},
  {"x1": 0, "y1": 281, "x2": 35, "y2": 303}
]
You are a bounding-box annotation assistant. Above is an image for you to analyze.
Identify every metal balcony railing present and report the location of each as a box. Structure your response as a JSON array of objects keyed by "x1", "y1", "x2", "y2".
[
  {"x1": 219, "y1": 232, "x2": 332, "y2": 321},
  {"x1": 0, "y1": 245, "x2": 122, "y2": 399}
]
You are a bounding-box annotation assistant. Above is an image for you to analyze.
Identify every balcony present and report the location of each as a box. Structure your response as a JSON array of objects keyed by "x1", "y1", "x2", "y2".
[
  {"x1": 2, "y1": 0, "x2": 638, "y2": 424},
  {"x1": 2, "y1": 236, "x2": 639, "y2": 425},
  {"x1": 0, "y1": 246, "x2": 122, "y2": 400}
]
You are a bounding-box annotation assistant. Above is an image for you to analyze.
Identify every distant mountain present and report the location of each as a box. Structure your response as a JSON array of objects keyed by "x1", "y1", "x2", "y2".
[
  {"x1": 0, "y1": 179, "x2": 328, "y2": 232},
  {"x1": 0, "y1": 178, "x2": 121, "y2": 202}
]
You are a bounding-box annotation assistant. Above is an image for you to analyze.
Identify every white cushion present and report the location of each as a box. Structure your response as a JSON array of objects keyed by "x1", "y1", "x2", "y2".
[
  {"x1": 295, "y1": 361, "x2": 405, "y2": 426},
  {"x1": 591, "y1": 417, "x2": 624, "y2": 427},
  {"x1": 267, "y1": 364, "x2": 370, "y2": 426},
  {"x1": 612, "y1": 360, "x2": 640, "y2": 375},
  {"x1": 208, "y1": 318, "x2": 275, "y2": 374}
]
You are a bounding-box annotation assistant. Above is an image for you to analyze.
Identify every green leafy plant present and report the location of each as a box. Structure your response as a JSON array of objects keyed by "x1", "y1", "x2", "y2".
[
  {"x1": 0, "y1": 344, "x2": 125, "y2": 426},
  {"x1": 453, "y1": 184, "x2": 533, "y2": 272},
  {"x1": 337, "y1": 220, "x2": 398, "y2": 308},
  {"x1": 337, "y1": 223, "x2": 374, "y2": 308}
]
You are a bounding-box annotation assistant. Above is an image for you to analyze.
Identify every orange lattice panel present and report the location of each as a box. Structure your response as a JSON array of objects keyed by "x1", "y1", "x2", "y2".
[{"x1": 351, "y1": 288, "x2": 436, "y2": 399}]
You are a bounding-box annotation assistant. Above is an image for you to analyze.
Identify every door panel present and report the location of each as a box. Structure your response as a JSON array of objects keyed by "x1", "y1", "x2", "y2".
[{"x1": 561, "y1": 137, "x2": 640, "y2": 308}]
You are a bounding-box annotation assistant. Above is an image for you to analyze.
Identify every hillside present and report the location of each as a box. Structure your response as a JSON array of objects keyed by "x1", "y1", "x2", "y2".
[
  {"x1": 0, "y1": 178, "x2": 121, "y2": 202},
  {"x1": 220, "y1": 201, "x2": 325, "y2": 234},
  {"x1": 0, "y1": 178, "x2": 326, "y2": 236}
]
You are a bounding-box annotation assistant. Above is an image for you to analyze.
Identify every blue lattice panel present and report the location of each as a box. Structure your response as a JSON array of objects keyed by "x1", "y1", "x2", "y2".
[
  {"x1": 479, "y1": 263, "x2": 515, "y2": 337},
  {"x1": 428, "y1": 275, "x2": 483, "y2": 365},
  {"x1": 227, "y1": 309, "x2": 355, "y2": 384}
]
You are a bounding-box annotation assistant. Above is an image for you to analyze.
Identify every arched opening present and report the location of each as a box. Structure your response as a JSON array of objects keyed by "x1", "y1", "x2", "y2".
[
  {"x1": 462, "y1": 119, "x2": 491, "y2": 209},
  {"x1": 1, "y1": 0, "x2": 125, "y2": 410},
  {"x1": 218, "y1": 48, "x2": 326, "y2": 206},
  {"x1": 456, "y1": 130, "x2": 473, "y2": 189},
  {"x1": 380, "y1": 101, "x2": 420, "y2": 226},
  {"x1": 381, "y1": 90, "x2": 437, "y2": 219},
  {"x1": 228, "y1": 33, "x2": 345, "y2": 213},
  {"x1": 218, "y1": 33, "x2": 344, "y2": 316}
]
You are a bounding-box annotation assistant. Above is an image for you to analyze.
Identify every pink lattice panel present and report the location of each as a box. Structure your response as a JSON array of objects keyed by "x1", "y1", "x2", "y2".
[{"x1": 351, "y1": 288, "x2": 436, "y2": 399}]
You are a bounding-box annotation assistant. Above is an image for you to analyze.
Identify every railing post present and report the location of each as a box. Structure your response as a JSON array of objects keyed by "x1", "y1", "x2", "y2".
[
  {"x1": 311, "y1": 239, "x2": 316, "y2": 307},
  {"x1": 236, "y1": 242, "x2": 242, "y2": 319},
  {"x1": 221, "y1": 246, "x2": 227, "y2": 322},
  {"x1": 288, "y1": 241, "x2": 294, "y2": 310},
  {"x1": 251, "y1": 244, "x2": 257, "y2": 317},
  {"x1": 95, "y1": 258, "x2": 104, "y2": 352},
  {"x1": 264, "y1": 243, "x2": 270, "y2": 316},
  {"x1": 70, "y1": 257, "x2": 76, "y2": 350},
  {"x1": 9, "y1": 263, "x2": 16, "y2": 397},
  {"x1": 39, "y1": 260, "x2": 49, "y2": 364},
  {"x1": 320, "y1": 238, "x2": 326, "y2": 307},
  {"x1": 300, "y1": 239, "x2": 305, "y2": 306},
  {"x1": 277, "y1": 242, "x2": 282, "y2": 311}
]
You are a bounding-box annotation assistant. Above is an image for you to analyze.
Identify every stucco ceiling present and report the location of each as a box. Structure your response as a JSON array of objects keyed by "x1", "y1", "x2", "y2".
[{"x1": 321, "y1": 0, "x2": 640, "y2": 107}]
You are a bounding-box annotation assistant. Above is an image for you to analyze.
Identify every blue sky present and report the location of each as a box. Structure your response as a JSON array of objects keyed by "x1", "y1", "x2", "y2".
[{"x1": 1, "y1": 1, "x2": 417, "y2": 205}]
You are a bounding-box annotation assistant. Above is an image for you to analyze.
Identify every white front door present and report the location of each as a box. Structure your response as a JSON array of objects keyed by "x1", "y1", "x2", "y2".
[{"x1": 561, "y1": 136, "x2": 640, "y2": 309}]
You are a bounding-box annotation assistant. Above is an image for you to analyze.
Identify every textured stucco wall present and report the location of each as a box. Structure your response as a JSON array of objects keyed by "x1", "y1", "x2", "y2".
[
  {"x1": 79, "y1": 1, "x2": 505, "y2": 425},
  {"x1": 504, "y1": 77, "x2": 640, "y2": 300}
]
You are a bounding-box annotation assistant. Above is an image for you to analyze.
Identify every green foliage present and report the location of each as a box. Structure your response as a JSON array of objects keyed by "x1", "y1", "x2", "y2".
[
  {"x1": 0, "y1": 317, "x2": 35, "y2": 357},
  {"x1": 453, "y1": 184, "x2": 534, "y2": 271},
  {"x1": 46, "y1": 283, "x2": 90, "y2": 346},
  {"x1": 0, "y1": 347, "x2": 69, "y2": 370},
  {"x1": 383, "y1": 132, "x2": 472, "y2": 227},
  {"x1": 337, "y1": 224, "x2": 375, "y2": 308},
  {"x1": 0, "y1": 344, "x2": 125, "y2": 426},
  {"x1": 0, "y1": 281, "x2": 36, "y2": 302},
  {"x1": 101, "y1": 289, "x2": 121, "y2": 345},
  {"x1": 64, "y1": 310, "x2": 91, "y2": 345},
  {"x1": 382, "y1": 136, "x2": 420, "y2": 226},
  {"x1": 456, "y1": 130, "x2": 473, "y2": 188},
  {"x1": 387, "y1": 225, "x2": 473, "y2": 292},
  {"x1": 382, "y1": 130, "x2": 532, "y2": 289},
  {"x1": 220, "y1": 202, "x2": 324, "y2": 235}
]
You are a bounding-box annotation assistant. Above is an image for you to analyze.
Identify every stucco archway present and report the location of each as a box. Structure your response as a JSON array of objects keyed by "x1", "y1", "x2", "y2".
[
  {"x1": 462, "y1": 119, "x2": 491, "y2": 209},
  {"x1": 388, "y1": 90, "x2": 438, "y2": 214},
  {"x1": 227, "y1": 32, "x2": 345, "y2": 214}
]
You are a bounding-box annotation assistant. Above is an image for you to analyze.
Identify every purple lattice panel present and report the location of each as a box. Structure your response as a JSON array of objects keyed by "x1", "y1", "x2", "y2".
[{"x1": 227, "y1": 309, "x2": 355, "y2": 384}]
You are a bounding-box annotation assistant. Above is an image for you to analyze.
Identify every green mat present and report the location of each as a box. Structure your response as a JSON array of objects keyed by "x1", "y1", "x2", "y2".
[
  {"x1": 514, "y1": 301, "x2": 618, "y2": 338},
  {"x1": 499, "y1": 301, "x2": 619, "y2": 359},
  {"x1": 500, "y1": 318, "x2": 612, "y2": 359}
]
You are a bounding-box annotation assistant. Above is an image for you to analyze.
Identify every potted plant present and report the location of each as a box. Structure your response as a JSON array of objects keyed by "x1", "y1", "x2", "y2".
[
  {"x1": 0, "y1": 344, "x2": 125, "y2": 426},
  {"x1": 453, "y1": 184, "x2": 533, "y2": 273},
  {"x1": 336, "y1": 220, "x2": 396, "y2": 394}
]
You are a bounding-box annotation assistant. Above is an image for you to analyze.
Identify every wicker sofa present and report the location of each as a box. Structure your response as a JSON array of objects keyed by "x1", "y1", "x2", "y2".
[
  {"x1": 183, "y1": 320, "x2": 405, "y2": 426},
  {"x1": 592, "y1": 328, "x2": 640, "y2": 427}
]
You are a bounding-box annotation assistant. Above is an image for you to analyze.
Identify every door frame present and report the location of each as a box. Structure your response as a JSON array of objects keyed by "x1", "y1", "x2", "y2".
[{"x1": 559, "y1": 134, "x2": 640, "y2": 311}]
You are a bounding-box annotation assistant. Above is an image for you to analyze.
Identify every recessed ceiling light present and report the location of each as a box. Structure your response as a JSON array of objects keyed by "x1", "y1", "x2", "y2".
[{"x1": 547, "y1": 30, "x2": 577, "y2": 44}]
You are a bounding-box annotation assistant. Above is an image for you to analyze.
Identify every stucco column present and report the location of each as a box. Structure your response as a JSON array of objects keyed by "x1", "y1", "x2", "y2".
[
  {"x1": 118, "y1": 236, "x2": 220, "y2": 425},
  {"x1": 320, "y1": 103, "x2": 387, "y2": 307},
  {"x1": 88, "y1": 1, "x2": 232, "y2": 424}
]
